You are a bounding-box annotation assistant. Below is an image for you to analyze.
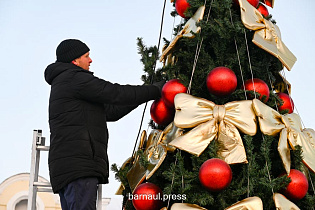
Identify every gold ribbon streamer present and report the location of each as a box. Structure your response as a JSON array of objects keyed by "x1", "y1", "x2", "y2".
[
  {"x1": 126, "y1": 129, "x2": 166, "y2": 192},
  {"x1": 170, "y1": 93, "x2": 257, "y2": 164},
  {"x1": 160, "y1": 6, "x2": 205, "y2": 64},
  {"x1": 126, "y1": 123, "x2": 183, "y2": 192},
  {"x1": 115, "y1": 130, "x2": 148, "y2": 195},
  {"x1": 253, "y1": 98, "x2": 315, "y2": 174},
  {"x1": 169, "y1": 197, "x2": 263, "y2": 210},
  {"x1": 238, "y1": 0, "x2": 297, "y2": 70},
  {"x1": 300, "y1": 128, "x2": 315, "y2": 173},
  {"x1": 273, "y1": 193, "x2": 300, "y2": 209}
]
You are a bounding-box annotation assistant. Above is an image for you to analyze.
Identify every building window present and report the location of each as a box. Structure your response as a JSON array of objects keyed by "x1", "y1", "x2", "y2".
[{"x1": 15, "y1": 199, "x2": 28, "y2": 210}]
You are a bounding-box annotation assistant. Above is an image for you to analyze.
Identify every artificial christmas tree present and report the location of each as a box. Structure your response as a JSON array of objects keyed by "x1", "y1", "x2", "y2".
[{"x1": 112, "y1": 0, "x2": 315, "y2": 209}]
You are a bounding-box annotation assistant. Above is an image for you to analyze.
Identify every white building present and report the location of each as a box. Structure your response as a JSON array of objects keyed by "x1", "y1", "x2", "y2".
[{"x1": 0, "y1": 173, "x2": 122, "y2": 210}]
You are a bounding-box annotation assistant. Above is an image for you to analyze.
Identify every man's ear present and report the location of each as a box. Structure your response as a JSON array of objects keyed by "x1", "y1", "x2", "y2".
[{"x1": 72, "y1": 60, "x2": 77, "y2": 66}]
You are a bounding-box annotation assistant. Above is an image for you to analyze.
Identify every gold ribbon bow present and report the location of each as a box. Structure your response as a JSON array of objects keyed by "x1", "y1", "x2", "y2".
[
  {"x1": 170, "y1": 93, "x2": 257, "y2": 164},
  {"x1": 238, "y1": 0, "x2": 297, "y2": 70},
  {"x1": 253, "y1": 98, "x2": 315, "y2": 174},
  {"x1": 126, "y1": 123, "x2": 183, "y2": 192},
  {"x1": 168, "y1": 197, "x2": 263, "y2": 210},
  {"x1": 166, "y1": 194, "x2": 299, "y2": 210}
]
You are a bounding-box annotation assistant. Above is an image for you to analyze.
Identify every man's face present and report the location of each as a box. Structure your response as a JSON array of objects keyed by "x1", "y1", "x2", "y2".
[{"x1": 72, "y1": 52, "x2": 92, "y2": 70}]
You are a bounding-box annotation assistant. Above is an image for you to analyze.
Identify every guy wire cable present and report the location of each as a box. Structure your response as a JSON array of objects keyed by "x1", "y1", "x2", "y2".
[
  {"x1": 188, "y1": 0, "x2": 214, "y2": 94},
  {"x1": 131, "y1": 0, "x2": 168, "y2": 158},
  {"x1": 123, "y1": 2, "x2": 168, "y2": 209},
  {"x1": 244, "y1": 29, "x2": 257, "y2": 99},
  {"x1": 229, "y1": 7, "x2": 252, "y2": 195},
  {"x1": 229, "y1": 7, "x2": 247, "y2": 100},
  {"x1": 279, "y1": 69, "x2": 305, "y2": 128}
]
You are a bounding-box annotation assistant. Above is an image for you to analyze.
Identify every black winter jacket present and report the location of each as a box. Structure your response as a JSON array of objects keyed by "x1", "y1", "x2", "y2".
[{"x1": 44, "y1": 62, "x2": 160, "y2": 193}]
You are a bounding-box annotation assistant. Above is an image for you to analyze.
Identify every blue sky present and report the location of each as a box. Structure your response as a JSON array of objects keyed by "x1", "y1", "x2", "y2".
[{"x1": 0, "y1": 0, "x2": 314, "y2": 199}]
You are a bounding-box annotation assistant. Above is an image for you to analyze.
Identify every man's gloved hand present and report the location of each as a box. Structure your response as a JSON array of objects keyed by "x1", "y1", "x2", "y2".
[{"x1": 152, "y1": 80, "x2": 166, "y2": 94}]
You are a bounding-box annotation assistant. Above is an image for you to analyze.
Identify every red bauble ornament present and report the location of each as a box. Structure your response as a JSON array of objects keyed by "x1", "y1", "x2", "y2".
[
  {"x1": 233, "y1": 0, "x2": 259, "y2": 8},
  {"x1": 264, "y1": 0, "x2": 273, "y2": 7},
  {"x1": 276, "y1": 92, "x2": 294, "y2": 114},
  {"x1": 150, "y1": 98, "x2": 175, "y2": 126},
  {"x1": 199, "y1": 158, "x2": 232, "y2": 192},
  {"x1": 244, "y1": 78, "x2": 270, "y2": 102},
  {"x1": 257, "y1": 3, "x2": 269, "y2": 18},
  {"x1": 280, "y1": 169, "x2": 308, "y2": 201},
  {"x1": 132, "y1": 182, "x2": 163, "y2": 210},
  {"x1": 162, "y1": 79, "x2": 187, "y2": 107},
  {"x1": 206, "y1": 67, "x2": 237, "y2": 97},
  {"x1": 175, "y1": 0, "x2": 190, "y2": 18},
  {"x1": 248, "y1": 0, "x2": 260, "y2": 8}
]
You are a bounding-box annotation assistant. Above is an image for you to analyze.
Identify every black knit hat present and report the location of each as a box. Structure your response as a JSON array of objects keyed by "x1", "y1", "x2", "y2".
[{"x1": 56, "y1": 39, "x2": 90, "y2": 63}]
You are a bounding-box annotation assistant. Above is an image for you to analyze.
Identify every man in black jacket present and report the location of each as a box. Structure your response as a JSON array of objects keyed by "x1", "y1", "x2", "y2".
[{"x1": 44, "y1": 39, "x2": 164, "y2": 210}]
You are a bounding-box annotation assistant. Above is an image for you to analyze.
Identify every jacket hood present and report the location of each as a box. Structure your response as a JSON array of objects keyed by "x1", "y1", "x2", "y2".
[{"x1": 44, "y1": 62, "x2": 78, "y2": 85}]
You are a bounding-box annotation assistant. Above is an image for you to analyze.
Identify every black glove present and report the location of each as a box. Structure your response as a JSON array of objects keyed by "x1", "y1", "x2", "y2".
[{"x1": 152, "y1": 80, "x2": 166, "y2": 93}]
